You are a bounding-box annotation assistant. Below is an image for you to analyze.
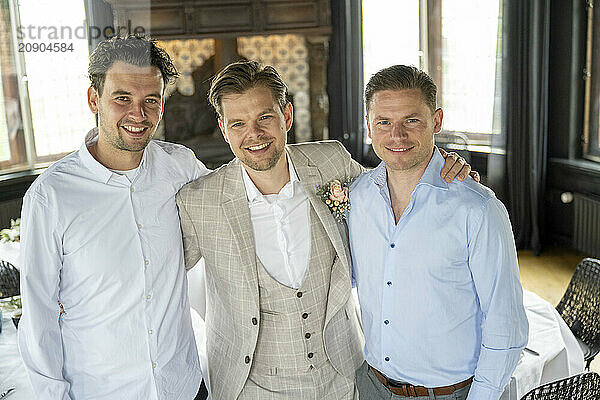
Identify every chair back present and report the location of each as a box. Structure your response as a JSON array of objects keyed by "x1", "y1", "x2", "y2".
[
  {"x1": 0, "y1": 259, "x2": 20, "y2": 299},
  {"x1": 520, "y1": 372, "x2": 600, "y2": 399},
  {"x1": 556, "y1": 258, "x2": 600, "y2": 356}
]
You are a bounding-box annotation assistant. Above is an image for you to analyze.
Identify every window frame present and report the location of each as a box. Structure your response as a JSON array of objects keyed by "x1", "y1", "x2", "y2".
[
  {"x1": 583, "y1": 0, "x2": 600, "y2": 162},
  {"x1": 0, "y1": 0, "x2": 92, "y2": 176},
  {"x1": 0, "y1": 0, "x2": 31, "y2": 172},
  {"x1": 423, "y1": 0, "x2": 504, "y2": 154}
]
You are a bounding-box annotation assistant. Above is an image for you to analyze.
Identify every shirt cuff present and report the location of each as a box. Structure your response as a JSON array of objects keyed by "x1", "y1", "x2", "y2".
[{"x1": 466, "y1": 381, "x2": 504, "y2": 400}]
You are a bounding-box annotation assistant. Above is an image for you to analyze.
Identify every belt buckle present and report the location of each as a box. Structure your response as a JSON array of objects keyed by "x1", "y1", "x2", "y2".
[
  {"x1": 386, "y1": 377, "x2": 407, "y2": 388},
  {"x1": 387, "y1": 379, "x2": 420, "y2": 397}
]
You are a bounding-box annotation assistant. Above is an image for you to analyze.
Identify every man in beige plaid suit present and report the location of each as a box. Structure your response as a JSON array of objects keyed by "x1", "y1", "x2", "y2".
[{"x1": 175, "y1": 61, "x2": 472, "y2": 399}]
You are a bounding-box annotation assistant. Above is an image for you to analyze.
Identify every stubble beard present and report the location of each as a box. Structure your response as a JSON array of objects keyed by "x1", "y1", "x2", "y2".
[
  {"x1": 112, "y1": 131, "x2": 153, "y2": 152},
  {"x1": 98, "y1": 111, "x2": 154, "y2": 153},
  {"x1": 377, "y1": 143, "x2": 433, "y2": 173},
  {"x1": 241, "y1": 147, "x2": 283, "y2": 172}
]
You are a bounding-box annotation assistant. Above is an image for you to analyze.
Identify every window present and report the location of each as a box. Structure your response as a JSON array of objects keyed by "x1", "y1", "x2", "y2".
[
  {"x1": 583, "y1": 0, "x2": 600, "y2": 161},
  {"x1": 0, "y1": 0, "x2": 92, "y2": 175},
  {"x1": 362, "y1": 0, "x2": 503, "y2": 153}
]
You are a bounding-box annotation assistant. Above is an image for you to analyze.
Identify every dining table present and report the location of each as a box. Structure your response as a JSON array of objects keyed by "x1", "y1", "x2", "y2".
[
  {"x1": 498, "y1": 289, "x2": 585, "y2": 399},
  {"x1": 0, "y1": 306, "x2": 208, "y2": 400},
  {"x1": 0, "y1": 241, "x2": 19, "y2": 270},
  {"x1": 0, "y1": 311, "x2": 34, "y2": 399}
]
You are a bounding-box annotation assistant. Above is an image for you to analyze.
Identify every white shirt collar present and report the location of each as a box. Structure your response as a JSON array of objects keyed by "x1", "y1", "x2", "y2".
[
  {"x1": 241, "y1": 153, "x2": 300, "y2": 204},
  {"x1": 80, "y1": 127, "x2": 150, "y2": 184}
]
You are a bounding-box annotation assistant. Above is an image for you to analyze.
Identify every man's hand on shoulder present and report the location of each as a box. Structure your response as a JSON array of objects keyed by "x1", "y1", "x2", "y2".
[{"x1": 438, "y1": 148, "x2": 480, "y2": 183}]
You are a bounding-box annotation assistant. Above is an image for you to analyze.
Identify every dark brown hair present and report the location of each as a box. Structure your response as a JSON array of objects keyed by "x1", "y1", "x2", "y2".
[
  {"x1": 365, "y1": 65, "x2": 437, "y2": 113},
  {"x1": 88, "y1": 34, "x2": 178, "y2": 96}
]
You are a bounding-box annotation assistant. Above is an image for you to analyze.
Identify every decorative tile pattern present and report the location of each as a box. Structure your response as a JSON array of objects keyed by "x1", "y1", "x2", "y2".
[
  {"x1": 158, "y1": 39, "x2": 216, "y2": 97},
  {"x1": 238, "y1": 34, "x2": 311, "y2": 142}
]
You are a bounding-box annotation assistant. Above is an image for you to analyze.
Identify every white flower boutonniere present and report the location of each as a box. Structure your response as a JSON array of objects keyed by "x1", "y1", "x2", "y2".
[{"x1": 316, "y1": 179, "x2": 352, "y2": 221}]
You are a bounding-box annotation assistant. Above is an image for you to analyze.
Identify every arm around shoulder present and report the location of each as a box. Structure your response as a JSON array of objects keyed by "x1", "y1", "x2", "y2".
[{"x1": 175, "y1": 188, "x2": 203, "y2": 270}]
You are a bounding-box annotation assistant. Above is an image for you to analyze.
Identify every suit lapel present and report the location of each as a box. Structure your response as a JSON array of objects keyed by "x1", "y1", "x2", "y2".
[
  {"x1": 291, "y1": 147, "x2": 351, "y2": 272},
  {"x1": 289, "y1": 147, "x2": 352, "y2": 325},
  {"x1": 221, "y1": 159, "x2": 260, "y2": 309}
]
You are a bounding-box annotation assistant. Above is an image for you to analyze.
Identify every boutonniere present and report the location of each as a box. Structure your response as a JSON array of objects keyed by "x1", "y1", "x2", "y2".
[{"x1": 316, "y1": 179, "x2": 352, "y2": 221}]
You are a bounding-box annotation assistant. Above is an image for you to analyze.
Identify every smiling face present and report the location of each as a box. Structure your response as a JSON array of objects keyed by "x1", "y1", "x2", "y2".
[
  {"x1": 88, "y1": 61, "x2": 164, "y2": 155},
  {"x1": 367, "y1": 88, "x2": 443, "y2": 173},
  {"x1": 218, "y1": 85, "x2": 292, "y2": 172}
]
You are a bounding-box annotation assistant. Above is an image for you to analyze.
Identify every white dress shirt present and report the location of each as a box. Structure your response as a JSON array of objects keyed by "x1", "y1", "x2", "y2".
[
  {"x1": 241, "y1": 154, "x2": 310, "y2": 289},
  {"x1": 18, "y1": 128, "x2": 210, "y2": 400}
]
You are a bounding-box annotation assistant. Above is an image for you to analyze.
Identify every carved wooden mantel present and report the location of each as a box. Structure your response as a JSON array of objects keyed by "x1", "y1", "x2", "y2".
[
  {"x1": 106, "y1": 0, "x2": 331, "y2": 40},
  {"x1": 104, "y1": 0, "x2": 332, "y2": 164}
]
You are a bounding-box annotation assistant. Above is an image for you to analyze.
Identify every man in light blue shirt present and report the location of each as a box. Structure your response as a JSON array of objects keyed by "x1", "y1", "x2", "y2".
[{"x1": 348, "y1": 65, "x2": 528, "y2": 400}]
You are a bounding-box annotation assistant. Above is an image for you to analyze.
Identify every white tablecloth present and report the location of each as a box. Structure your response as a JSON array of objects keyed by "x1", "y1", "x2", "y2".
[
  {"x1": 0, "y1": 313, "x2": 35, "y2": 399},
  {"x1": 499, "y1": 290, "x2": 584, "y2": 400},
  {"x1": 0, "y1": 241, "x2": 20, "y2": 269},
  {"x1": 0, "y1": 309, "x2": 208, "y2": 400}
]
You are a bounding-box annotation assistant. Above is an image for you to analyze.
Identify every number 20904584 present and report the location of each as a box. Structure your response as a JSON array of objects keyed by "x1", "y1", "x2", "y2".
[{"x1": 19, "y1": 42, "x2": 74, "y2": 52}]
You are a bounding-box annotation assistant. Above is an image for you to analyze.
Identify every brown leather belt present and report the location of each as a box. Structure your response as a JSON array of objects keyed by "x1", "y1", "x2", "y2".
[{"x1": 369, "y1": 366, "x2": 473, "y2": 397}]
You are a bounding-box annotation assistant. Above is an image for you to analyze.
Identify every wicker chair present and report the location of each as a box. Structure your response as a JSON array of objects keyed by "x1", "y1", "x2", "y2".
[
  {"x1": 520, "y1": 372, "x2": 600, "y2": 400},
  {"x1": 0, "y1": 259, "x2": 20, "y2": 299},
  {"x1": 556, "y1": 258, "x2": 600, "y2": 370}
]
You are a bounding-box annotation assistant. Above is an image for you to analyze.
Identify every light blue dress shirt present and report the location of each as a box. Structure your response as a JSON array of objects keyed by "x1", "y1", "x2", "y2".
[{"x1": 348, "y1": 149, "x2": 528, "y2": 400}]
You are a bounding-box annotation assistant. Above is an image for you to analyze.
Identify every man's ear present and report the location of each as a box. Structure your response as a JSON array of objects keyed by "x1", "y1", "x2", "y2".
[
  {"x1": 218, "y1": 118, "x2": 230, "y2": 144},
  {"x1": 433, "y1": 108, "x2": 444, "y2": 134},
  {"x1": 159, "y1": 97, "x2": 165, "y2": 120},
  {"x1": 284, "y1": 102, "x2": 293, "y2": 132},
  {"x1": 366, "y1": 115, "x2": 372, "y2": 140},
  {"x1": 88, "y1": 86, "x2": 99, "y2": 114}
]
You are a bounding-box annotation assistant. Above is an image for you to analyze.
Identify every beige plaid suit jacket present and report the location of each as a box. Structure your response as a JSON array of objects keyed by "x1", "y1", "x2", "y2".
[{"x1": 176, "y1": 141, "x2": 365, "y2": 400}]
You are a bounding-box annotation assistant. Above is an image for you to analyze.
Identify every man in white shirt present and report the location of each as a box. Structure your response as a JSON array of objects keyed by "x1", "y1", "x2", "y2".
[{"x1": 19, "y1": 36, "x2": 209, "y2": 399}]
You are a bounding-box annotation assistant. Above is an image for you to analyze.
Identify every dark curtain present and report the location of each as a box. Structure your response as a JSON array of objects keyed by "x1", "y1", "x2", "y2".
[
  {"x1": 83, "y1": 0, "x2": 114, "y2": 53},
  {"x1": 327, "y1": 0, "x2": 364, "y2": 161},
  {"x1": 503, "y1": 0, "x2": 550, "y2": 255}
]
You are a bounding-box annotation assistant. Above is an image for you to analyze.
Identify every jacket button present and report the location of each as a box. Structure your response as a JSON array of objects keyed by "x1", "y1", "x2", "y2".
[
  {"x1": 252, "y1": 317, "x2": 257, "y2": 325},
  {"x1": 302, "y1": 313, "x2": 308, "y2": 319},
  {"x1": 305, "y1": 332, "x2": 311, "y2": 339},
  {"x1": 307, "y1": 352, "x2": 314, "y2": 358},
  {"x1": 297, "y1": 291, "x2": 303, "y2": 298},
  {"x1": 245, "y1": 356, "x2": 250, "y2": 364}
]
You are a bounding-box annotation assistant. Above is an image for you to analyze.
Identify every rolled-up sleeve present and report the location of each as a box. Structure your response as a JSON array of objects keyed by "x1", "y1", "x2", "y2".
[
  {"x1": 466, "y1": 198, "x2": 529, "y2": 400},
  {"x1": 18, "y1": 192, "x2": 72, "y2": 399}
]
